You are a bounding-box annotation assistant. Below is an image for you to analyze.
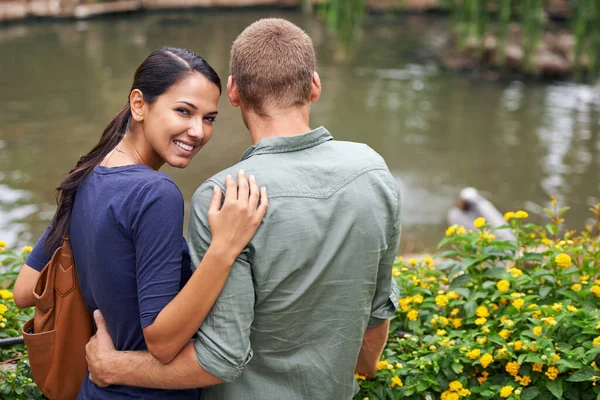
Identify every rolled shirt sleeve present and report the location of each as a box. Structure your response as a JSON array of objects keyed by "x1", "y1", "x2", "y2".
[
  {"x1": 368, "y1": 185, "x2": 401, "y2": 328},
  {"x1": 188, "y1": 181, "x2": 255, "y2": 382}
]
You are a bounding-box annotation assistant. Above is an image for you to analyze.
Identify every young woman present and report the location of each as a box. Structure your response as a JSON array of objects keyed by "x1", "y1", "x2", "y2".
[{"x1": 13, "y1": 47, "x2": 267, "y2": 399}]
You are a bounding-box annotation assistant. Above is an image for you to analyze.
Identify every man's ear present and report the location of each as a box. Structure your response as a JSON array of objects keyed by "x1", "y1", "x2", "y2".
[
  {"x1": 310, "y1": 71, "x2": 321, "y2": 103},
  {"x1": 129, "y1": 89, "x2": 147, "y2": 121},
  {"x1": 227, "y1": 75, "x2": 240, "y2": 108}
]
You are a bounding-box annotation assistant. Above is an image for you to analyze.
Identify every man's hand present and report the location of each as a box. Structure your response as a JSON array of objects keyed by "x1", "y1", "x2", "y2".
[{"x1": 86, "y1": 310, "x2": 117, "y2": 387}]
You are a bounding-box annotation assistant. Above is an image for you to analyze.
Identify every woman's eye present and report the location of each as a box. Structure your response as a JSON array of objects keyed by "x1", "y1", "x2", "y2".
[
  {"x1": 177, "y1": 108, "x2": 190, "y2": 116},
  {"x1": 204, "y1": 117, "x2": 216, "y2": 123}
]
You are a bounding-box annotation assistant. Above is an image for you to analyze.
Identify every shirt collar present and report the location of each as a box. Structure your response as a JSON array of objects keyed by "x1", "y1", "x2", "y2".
[{"x1": 241, "y1": 126, "x2": 333, "y2": 161}]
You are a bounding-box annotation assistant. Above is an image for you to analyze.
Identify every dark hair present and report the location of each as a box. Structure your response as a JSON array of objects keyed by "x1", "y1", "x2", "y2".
[{"x1": 44, "y1": 47, "x2": 221, "y2": 252}]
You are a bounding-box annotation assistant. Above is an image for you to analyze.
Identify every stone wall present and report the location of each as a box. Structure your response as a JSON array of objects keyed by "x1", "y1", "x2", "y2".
[{"x1": 0, "y1": 0, "x2": 439, "y2": 22}]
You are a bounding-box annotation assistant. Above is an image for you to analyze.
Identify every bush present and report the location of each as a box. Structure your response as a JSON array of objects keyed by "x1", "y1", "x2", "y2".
[
  {"x1": 0, "y1": 244, "x2": 44, "y2": 399},
  {"x1": 355, "y1": 199, "x2": 600, "y2": 400}
]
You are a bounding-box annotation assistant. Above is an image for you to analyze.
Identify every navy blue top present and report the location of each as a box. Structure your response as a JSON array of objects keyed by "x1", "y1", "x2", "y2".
[{"x1": 27, "y1": 164, "x2": 198, "y2": 399}]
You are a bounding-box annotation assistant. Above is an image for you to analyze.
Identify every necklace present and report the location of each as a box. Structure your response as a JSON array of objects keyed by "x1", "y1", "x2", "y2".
[{"x1": 114, "y1": 146, "x2": 141, "y2": 164}]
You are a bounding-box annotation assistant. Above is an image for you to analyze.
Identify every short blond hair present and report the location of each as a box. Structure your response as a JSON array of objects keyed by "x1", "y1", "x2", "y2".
[{"x1": 230, "y1": 18, "x2": 316, "y2": 115}]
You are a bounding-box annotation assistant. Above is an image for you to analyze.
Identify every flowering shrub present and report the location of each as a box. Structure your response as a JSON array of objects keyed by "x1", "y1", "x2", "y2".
[
  {"x1": 356, "y1": 199, "x2": 600, "y2": 399},
  {"x1": 0, "y1": 245, "x2": 44, "y2": 399}
]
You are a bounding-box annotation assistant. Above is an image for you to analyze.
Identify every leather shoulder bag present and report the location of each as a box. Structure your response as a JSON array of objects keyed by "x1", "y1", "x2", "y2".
[{"x1": 22, "y1": 237, "x2": 93, "y2": 400}]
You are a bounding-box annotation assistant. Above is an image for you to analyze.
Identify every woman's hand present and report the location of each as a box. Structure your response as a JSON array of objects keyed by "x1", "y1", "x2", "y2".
[{"x1": 207, "y1": 169, "x2": 268, "y2": 263}]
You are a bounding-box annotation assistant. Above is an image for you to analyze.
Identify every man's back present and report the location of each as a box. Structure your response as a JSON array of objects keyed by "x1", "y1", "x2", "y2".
[{"x1": 190, "y1": 127, "x2": 400, "y2": 400}]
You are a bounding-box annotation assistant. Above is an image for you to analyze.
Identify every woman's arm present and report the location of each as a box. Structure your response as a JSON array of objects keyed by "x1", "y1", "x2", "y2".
[
  {"x1": 13, "y1": 265, "x2": 41, "y2": 309},
  {"x1": 143, "y1": 170, "x2": 268, "y2": 364}
]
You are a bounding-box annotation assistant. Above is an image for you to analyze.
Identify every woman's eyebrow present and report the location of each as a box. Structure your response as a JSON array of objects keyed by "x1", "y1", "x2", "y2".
[{"x1": 176, "y1": 101, "x2": 198, "y2": 110}]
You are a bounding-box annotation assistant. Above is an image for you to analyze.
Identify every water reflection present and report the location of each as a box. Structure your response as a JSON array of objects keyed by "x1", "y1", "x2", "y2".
[{"x1": 0, "y1": 11, "x2": 598, "y2": 252}]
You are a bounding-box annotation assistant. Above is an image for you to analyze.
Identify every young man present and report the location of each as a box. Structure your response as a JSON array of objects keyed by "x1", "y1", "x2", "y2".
[{"x1": 86, "y1": 18, "x2": 400, "y2": 399}]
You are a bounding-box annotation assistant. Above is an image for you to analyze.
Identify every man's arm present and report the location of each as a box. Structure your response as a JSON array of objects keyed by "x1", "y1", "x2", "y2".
[
  {"x1": 86, "y1": 310, "x2": 223, "y2": 389},
  {"x1": 355, "y1": 319, "x2": 390, "y2": 377},
  {"x1": 355, "y1": 179, "x2": 401, "y2": 377}
]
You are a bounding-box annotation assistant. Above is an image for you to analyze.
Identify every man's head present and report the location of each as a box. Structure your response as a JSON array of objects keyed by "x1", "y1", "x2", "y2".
[{"x1": 228, "y1": 18, "x2": 319, "y2": 116}]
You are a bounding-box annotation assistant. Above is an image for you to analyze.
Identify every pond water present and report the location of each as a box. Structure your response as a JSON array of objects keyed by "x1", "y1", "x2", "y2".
[{"x1": 0, "y1": 9, "x2": 599, "y2": 253}]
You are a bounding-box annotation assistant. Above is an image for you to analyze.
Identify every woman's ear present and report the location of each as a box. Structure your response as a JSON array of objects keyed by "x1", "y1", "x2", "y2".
[
  {"x1": 227, "y1": 76, "x2": 241, "y2": 108},
  {"x1": 129, "y1": 89, "x2": 146, "y2": 122}
]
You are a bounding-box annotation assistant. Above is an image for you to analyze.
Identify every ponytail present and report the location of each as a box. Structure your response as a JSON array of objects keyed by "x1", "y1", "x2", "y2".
[{"x1": 44, "y1": 105, "x2": 131, "y2": 252}]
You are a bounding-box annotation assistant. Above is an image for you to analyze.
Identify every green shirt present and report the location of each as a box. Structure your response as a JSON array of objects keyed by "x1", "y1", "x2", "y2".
[{"x1": 190, "y1": 127, "x2": 400, "y2": 400}]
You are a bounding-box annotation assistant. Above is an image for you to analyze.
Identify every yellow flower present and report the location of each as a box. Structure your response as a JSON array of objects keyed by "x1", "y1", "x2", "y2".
[
  {"x1": 458, "y1": 388, "x2": 471, "y2": 397},
  {"x1": 476, "y1": 336, "x2": 487, "y2": 345},
  {"x1": 408, "y1": 258, "x2": 417, "y2": 266},
  {"x1": 450, "y1": 308, "x2": 460, "y2": 316},
  {"x1": 510, "y1": 268, "x2": 523, "y2": 277},
  {"x1": 551, "y1": 354, "x2": 561, "y2": 363},
  {"x1": 398, "y1": 298, "x2": 411, "y2": 312},
  {"x1": 441, "y1": 391, "x2": 460, "y2": 400},
  {"x1": 593, "y1": 336, "x2": 600, "y2": 347},
  {"x1": 436, "y1": 329, "x2": 447, "y2": 336},
  {"x1": 429, "y1": 345, "x2": 437, "y2": 351},
  {"x1": 474, "y1": 217, "x2": 486, "y2": 228},
  {"x1": 532, "y1": 363, "x2": 543, "y2": 372},
  {"x1": 21, "y1": 246, "x2": 33, "y2": 254},
  {"x1": 475, "y1": 317, "x2": 487, "y2": 325},
  {"x1": 542, "y1": 316, "x2": 557, "y2": 326},
  {"x1": 447, "y1": 291, "x2": 459, "y2": 300},
  {"x1": 513, "y1": 340, "x2": 523, "y2": 351},
  {"x1": 571, "y1": 283, "x2": 582, "y2": 292},
  {"x1": 354, "y1": 373, "x2": 366, "y2": 380},
  {"x1": 545, "y1": 366, "x2": 559, "y2": 380},
  {"x1": 504, "y1": 211, "x2": 515, "y2": 221},
  {"x1": 518, "y1": 375, "x2": 532, "y2": 386},
  {"x1": 496, "y1": 280, "x2": 510, "y2": 293},
  {"x1": 499, "y1": 329, "x2": 511, "y2": 339},
  {"x1": 412, "y1": 294, "x2": 424, "y2": 304},
  {"x1": 499, "y1": 386, "x2": 514, "y2": 398},
  {"x1": 377, "y1": 360, "x2": 389, "y2": 370},
  {"x1": 391, "y1": 376, "x2": 403, "y2": 388},
  {"x1": 533, "y1": 326, "x2": 543, "y2": 336},
  {"x1": 476, "y1": 306, "x2": 490, "y2": 318},
  {"x1": 392, "y1": 268, "x2": 401, "y2": 277},
  {"x1": 439, "y1": 316, "x2": 449, "y2": 326},
  {"x1": 0, "y1": 290, "x2": 13, "y2": 300},
  {"x1": 0, "y1": 240, "x2": 7, "y2": 247},
  {"x1": 541, "y1": 237, "x2": 551, "y2": 246},
  {"x1": 445, "y1": 225, "x2": 458, "y2": 236},
  {"x1": 551, "y1": 302, "x2": 563, "y2": 311},
  {"x1": 424, "y1": 256, "x2": 433, "y2": 265},
  {"x1": 480, "y1": 353, "x2": 493, "y2": 368},
  {"x1": 506, "y1": 361, "x2": 521, "y2": 376},
  {"x1": 515, "y1": 210, "x2": 529, "y2": 219},
  {"x1": 407, "y1": 309, "x2": 419, "y2": 321},
  {"x1": 436, "y1": 295, "x2": 449, "y2": 307},
  {"x1": 567, "y1": 305, "x2": 578, "y2": 313},
  {"x1": 466, "y1": 349, "x2": 481, "y2": 360},
  {"x1": 449, "y1": 380, "x2": 463, "y2": 391},
  {"x1": 395, "y1": 363, "x2": 402, "y2": 369},
  {"x1": 477, "y1": 371, "x2": 489, "y2": 384},
  {"x1": 555, "y1": 253, "x2": 572, "y2": 268},
  {"x1": 512, "y1": 299, "x2": 524, "y2": 309},
  {"x1": 596, "y1": 321, "x2": 600, "y2": 330},
  {"x1": 0, "y1": 304, "x2": 7, "y2": 315},
  {"x1": 482, "y1": 326, "x2": 491, "y2": 334},
  {"x1": 592, "y1": 286, "x2": 600, "y2": 298},
  {"x1": 456, "y1": 226, "x2": 467, "y2": 235}
]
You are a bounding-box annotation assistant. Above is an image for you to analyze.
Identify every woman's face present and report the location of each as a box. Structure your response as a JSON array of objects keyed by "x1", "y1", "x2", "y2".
[{"x1": 140, "y1": 72, "x2": 220, "y2": 170}]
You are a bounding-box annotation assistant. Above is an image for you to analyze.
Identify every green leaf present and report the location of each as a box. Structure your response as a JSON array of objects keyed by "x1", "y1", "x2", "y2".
[
  {"x1": 566, "y1": 367, "x2": 596, "y2": 382},
  {"x1": 482, "y1": 280, "x2": 497, "y2": 289},
  {"x1": 451, "y1": 363, "x2": 463, "y2": 374},
  {"x1": 546, "y1": 379, "x2": 563, "y2": 399},
  {"x1": 449, "y1": 274, "x2": 471, "y2": 289},
  {"x1": 521, "y1": 386, "x2": 541, "y2": 400},
  {"x1": 540, "y1": 286, "x2": 552, "y2": 298},
  {"x1": 522, "y1": 252, "x2": 544, "y2": 262}
]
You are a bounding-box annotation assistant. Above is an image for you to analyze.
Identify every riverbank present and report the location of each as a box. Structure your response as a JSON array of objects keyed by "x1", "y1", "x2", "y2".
[{"x1": 0, "y1": 0, "x2": 573, "y2": 22}]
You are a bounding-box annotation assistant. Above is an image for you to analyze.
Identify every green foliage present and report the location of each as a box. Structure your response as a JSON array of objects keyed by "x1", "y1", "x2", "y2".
[
  {"x1": 0, "y1": 246, "x2": 44, "y2": 400},
  {"x1": 355, "y1": 200, "x2": 600, "y2": 399}
]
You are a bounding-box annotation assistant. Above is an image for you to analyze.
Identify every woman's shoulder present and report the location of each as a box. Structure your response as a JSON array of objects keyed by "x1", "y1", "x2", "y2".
[{"x1": 91, "y1": 165, "x2": 183, "y2": 203}]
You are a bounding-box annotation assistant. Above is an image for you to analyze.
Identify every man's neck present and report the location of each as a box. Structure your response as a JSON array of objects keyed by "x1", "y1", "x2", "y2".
[{"x1": 243, "y1": 105, "x2": 312, "y2": 145}]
